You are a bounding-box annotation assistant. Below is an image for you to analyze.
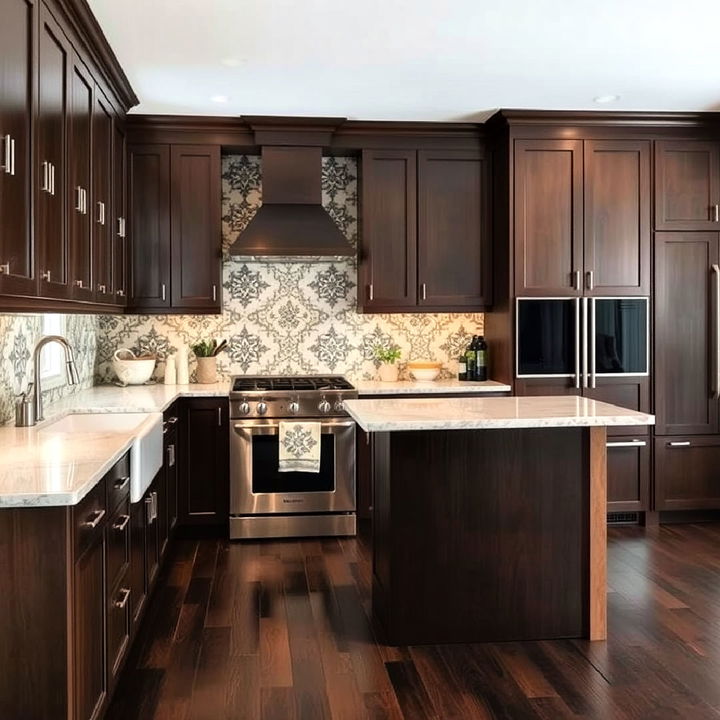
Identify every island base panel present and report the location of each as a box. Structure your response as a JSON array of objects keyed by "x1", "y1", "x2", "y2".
[{"x1": 372, "y1": 426, "x2": 606, "y2": 645}]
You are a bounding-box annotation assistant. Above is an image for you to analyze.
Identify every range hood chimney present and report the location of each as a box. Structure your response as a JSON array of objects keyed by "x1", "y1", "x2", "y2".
[{"x1": 229, "y1": 146, "x2": 354, "y2": 257}]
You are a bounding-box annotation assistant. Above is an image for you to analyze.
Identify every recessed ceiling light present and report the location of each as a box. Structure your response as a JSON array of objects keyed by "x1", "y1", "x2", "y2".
[
  {"x1": 211, "y1": 95, "x2": 229, "y2": 103},
  {"x1": 593, "y1": 94, "x2": 620, "y2": 104}
]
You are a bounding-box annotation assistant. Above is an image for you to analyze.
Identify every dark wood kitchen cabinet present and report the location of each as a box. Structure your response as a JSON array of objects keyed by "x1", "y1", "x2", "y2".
[
  {"x1": 93, "y1": 87, "x2": 114, "y2": 304},
  {"x1": 655, "y1": 436, "x2": 720, "y2": 510},
  {"x1": 584, "y1": 140, "x2": 651, "y2": 296},
  {"x1": 654, "y1": 232, "x2": 719, "y2": 436},
  {"x1": 36, "y1": 3, "x2": 70, "y2": 299},
  {"x1": 68, "y1": 55, "x2": 94, "y2": 302},
  {"x1": 514, "y1": 138, "x2": 583, "y2": 296},
  {"x1": 655, "y1": 140, "x2": 720, "y2": 231},
  {"x1": 514, "y1": 138, "x2": 650, "y2": 297},
  {"x1": 418, "y1": 149, "x2": 490, "y2": 307},
  {"x1": 360, "y1": 147, "x2": 489, "y2": 312},
  {"x1": 606, "y1": 436, "x2": 650, "y2": 512},
  {"x1": 128, "y1": 143, "x2": 222, "y2": 313},
  {"x1": 112, "y1": 122, "x2": 128, "y2": 305},
  {"x1": 0, "y1": 0, "x2": 35, "y2": 297},
  {"x1": 360, "y1": 149, "x2": 417, "y2": 310},
  {"x1": 170, "y1": 145, "x2": 222, "y2": 310},
  {"x1": 180, "y1": 398, "x2": 229, "y2": 525}
]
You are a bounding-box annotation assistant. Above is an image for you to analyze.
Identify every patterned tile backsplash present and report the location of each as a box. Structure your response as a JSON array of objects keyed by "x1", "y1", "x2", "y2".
[
  {"x1": 0, "y1": 314, "x2": 99, "y2": 425},
  {"x1": 0, "y1": 154, "x2": 484, "y2": 424},
  {"x1": 95, "y1": 155, "x2": 484, "y2": 384}
]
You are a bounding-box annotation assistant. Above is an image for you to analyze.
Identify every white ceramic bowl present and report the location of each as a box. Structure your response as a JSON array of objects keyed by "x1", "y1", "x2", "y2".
[
  {"x1": 112, "y1": 349, "x2": 156, "y2": 385},
  {"x1": 409, "y1": 367, "x2": 440, "y2": 381}
]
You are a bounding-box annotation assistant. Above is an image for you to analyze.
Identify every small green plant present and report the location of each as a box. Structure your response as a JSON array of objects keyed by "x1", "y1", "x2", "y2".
[
  {"x1": 373, "y1": 345, "x2": 402, "y2": 364},
  {"x1": 191, "y1": 339, "x2": 227, "y2": 357}
]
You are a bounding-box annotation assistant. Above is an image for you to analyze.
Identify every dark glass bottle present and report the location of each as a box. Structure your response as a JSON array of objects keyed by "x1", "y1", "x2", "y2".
[
  {"x1": 476, "y1": 335, "x2": 488, "y2": 381},
  {"x1": 457, "y1": 354, "x2": 467, "y2": 381},
  {"x1": 465, "y1": 336, "x2": 478, "y2": 381}
]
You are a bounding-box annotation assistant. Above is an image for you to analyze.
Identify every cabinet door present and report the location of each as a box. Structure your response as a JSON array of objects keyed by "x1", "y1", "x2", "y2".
[
  {"x1": 106, "y1": 574, "x2": 130, "y2": 687},
  {"x1": 74, "y1": 537, "x2": 107, "y2": 720},
  {"x1": 170, "y1": 145, "x2": 221, "y2": 310},
  {"x1": 129, "y1": 498, "x2": 147, "y2": 629},
  {"x1": 0, "y1": 0, "x2": 35, "y2": 296},
  {"x1": 514, "y1": 139, "x2": 583, "y2": 296},
  {"x1": 359, "y1": 149, "x2": 417, "y2": 311},
  {"x1": 654, "y1": 232, "x2": 719, "y2": 435},
  {"x1": 156, "y1": 467, "x2": 169, "y2": 560},
  {"x1": 584, "y1": 140, "x2": 650, "y2": 296},
  {"x1": 417, "y1": 150, "x2": 490, "y2": 309},
  {"x1": 181, "y1": 399, "x2": 229, "y2": 525},
  {"x1": 128, "y1": 144, "x2": 170, "y2": 308},
  {"x1": 606, "y1": 437, "x2": 649, "y2": 512},
  {"x1": 112, "y1": 122, "x2": 127, "y2": 306},
  {"x1": 145, "y1": 486, "x2": 159, "y2": 590},
  {"x1": 92, "y1": 87, "x2": 114, "y2": 304},
  {"x1": 165, "y1": 425, "x2": 179, "y2": 531},
  {"x1": 655, "y1": 436, "x2": 720, "y2": 510},
  {"x1": 37, "y1": 4, "x2": 70, "y2": 299},
  {"x1": 68, "y1": 55, "x2": 93, "y2": 301},
  {"x1": 655, "y1": 141, "x2": 720, "y2": 231}
]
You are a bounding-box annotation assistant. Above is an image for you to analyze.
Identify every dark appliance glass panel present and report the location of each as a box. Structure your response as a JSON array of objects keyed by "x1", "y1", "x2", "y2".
[
  {"x1": 517, "y1": 299, "x2": 576, "y2": 375},
  {"x1": 251, "y1": 434, "x2": 335, "y2": 493},
  {"x1": 594, "y1": 299, "x2": 648, "y2": 374}
]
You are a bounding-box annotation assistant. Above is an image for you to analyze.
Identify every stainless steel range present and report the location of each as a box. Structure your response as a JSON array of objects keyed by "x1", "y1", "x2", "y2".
[{"x1": 229, "y1": 375, "x2": 358, "y2": 540}]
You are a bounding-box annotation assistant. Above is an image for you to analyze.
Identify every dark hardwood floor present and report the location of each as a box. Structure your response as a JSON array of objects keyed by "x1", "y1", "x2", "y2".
[{"x1": 107, "y1": 523, "x2": 720, "y2": 720}]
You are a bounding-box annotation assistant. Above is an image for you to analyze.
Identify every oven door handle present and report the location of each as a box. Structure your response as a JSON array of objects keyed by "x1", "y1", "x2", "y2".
[{"x1": 233, "y1": 421, "x2": 356, "y2": 432}]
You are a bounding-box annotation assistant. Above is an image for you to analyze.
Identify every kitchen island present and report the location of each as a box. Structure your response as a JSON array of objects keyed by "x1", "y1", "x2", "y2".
[{"x1": 344, "y1": 395, "x2": 654, "y2": 645}]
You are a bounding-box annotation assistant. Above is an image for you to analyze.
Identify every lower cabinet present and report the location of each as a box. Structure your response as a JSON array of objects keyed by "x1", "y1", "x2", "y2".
[
  {"x1": 606, "y1": 436, "x2": 650, "y2": 512},
  {"x1": 180, "y1": 398, "x2": 229, "y2": 526},
  {"x1": 655, "y1": 436, "x2": 720, "y2": 511}
]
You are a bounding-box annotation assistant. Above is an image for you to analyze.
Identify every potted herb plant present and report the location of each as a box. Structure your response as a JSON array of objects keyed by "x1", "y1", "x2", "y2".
[
  {"x1": 191, "y1": 339, "x2": 227, "y2": 384},
  {"x1": 374, "y1": 345, "x2": 402, "y2": 382}
]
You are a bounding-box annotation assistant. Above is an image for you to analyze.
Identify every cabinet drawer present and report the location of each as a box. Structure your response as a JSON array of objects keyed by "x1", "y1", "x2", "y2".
[
  {"x1": 607, "y1": 437, "x2": 649, "y2": 512},
  {"x1": 107, "y1": 571, "x2": 131, "y2": 683},
  {"x1": 655, "y1": 436, "x2": 720, "y2": 511},
  {"x1": 107, "y1": 452, "x2": 130, "y2": 513},
  {"x1": 107, "y1": 499, "x2": 130, "y2": 592},
  {"x1": 73, "y1": 480, "x2": 107, "y2": 556}
]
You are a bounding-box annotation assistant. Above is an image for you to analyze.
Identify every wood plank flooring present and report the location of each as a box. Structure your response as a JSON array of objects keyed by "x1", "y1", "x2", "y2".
[{"x1": 107, "y1": 523, "x2": 720, "y2": 720}]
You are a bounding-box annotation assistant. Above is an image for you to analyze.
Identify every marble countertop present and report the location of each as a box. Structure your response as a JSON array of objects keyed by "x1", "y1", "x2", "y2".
[
  {"x1": 344, "y1": 395, "x2": 655, "y2": 433},
  {"x1": 0, "y1": 383, "x2": 229, "y2": 508},
  {"x1": 354, "y1": 379, "x2": 511, "y2": 395}
]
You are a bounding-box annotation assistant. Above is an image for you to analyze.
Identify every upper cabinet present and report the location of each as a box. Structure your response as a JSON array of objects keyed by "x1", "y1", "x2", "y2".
[
  {"x1": 359, "y1": 147, "x2": 490, "y2": 312},
  {"x1": 0, "y1": 0, "x2": 35, "y2": 296},
  {"x1": 655, "y1": 141, "x2": 720, "y2": 231},
  {"x1": 514, "y1": 139, "x2": 583, "y2": 296},
  {"x1": 92, "y1": 87, "x2": 114, "y2": 304},
  {"x1": 128, "y1": 143, "x2": 221, "y2": 314},
  {"x1": 112, "y1": 122, "x2": 127, "y2": 306},
  {"x1": 513, "y1": 137, "x2": 650, "y2": 297},
  {"x1": 36, "y1": 3, "x2": 69, "y2": 299},
  {"x1": 170, "y1": 145, "x2": 221, "y2": 310}
]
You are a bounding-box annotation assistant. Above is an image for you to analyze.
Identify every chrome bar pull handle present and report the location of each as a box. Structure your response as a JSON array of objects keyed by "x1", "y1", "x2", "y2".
[
  {"x1": 590, "y1": 298, "x2": 597, "y2": 389},
  {"x1": 712, "y1": 264, "x2": 720, "y2": 399},
  {"x1": 713, "y1": 205, "x2": 719, "y2": 223},
  {"x1": 217, "y1": 407, "x2": 222, "y2": 427},
  {"x1": 421, "y1": 283, "x2": 427, "y2": 300},
  {"x1": 50, "y1": 162, "x2": 55, "y2": 195},
  {"x1": 10, "y1": 137, "x2": 15, "y2": 176},
  {"x1": 1, "y1": 135, "x2": 10, "y2": 174},
  {"x1": 368, "y1": 283, "x2": 374, "y2": 301},
  {"x1": 112, "y1": 514, "x2": 130, "y2": 532},
  {"x1": 606, "y1": 440, "x2": 647, "y2": 448},
  {"x1": 114, "y1": 587, "x2": 131, "y2": 609},
  {"x1": 83, "y1": 509, "x2": 105, "y2": 528},
  {"x1": 586, "y1": 270, "x2": 594, "y2": 291},
  {"x1": 75, "y1": 186, "x2": 83, "y2": 212},
  {"x1": 161, "y1": 283, "x2": 166, "y2": 302},
  {"x1": 668, "y1": 441, "x2": 691, "y2": 447},
  {"x1": 582, "y1": 297, "x2": 589, "y2": 388},
  {"x1": 574, "y1": 269, "x2": 581, "y2": 291},
  {"x1": 0, "y1": 263, "x2": 10, "y2": 275},
  {"x1": 41, "y1": 161, "x2": 50, "y2": 192},
  {"x1": 212, "y1": 284, "x2": 217, "y2": 302},
  {"x1": 41, "y1": 270, "x2": 51, "y2": 281},
  {"x1": 574, "y1": 297, "x2": 581, "y2": 389}
]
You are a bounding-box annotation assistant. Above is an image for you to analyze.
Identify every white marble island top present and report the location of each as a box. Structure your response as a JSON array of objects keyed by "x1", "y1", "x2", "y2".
[
  {"x1": 354, "y1": 379, "x2": 511, "y2": 395},
  {"x1": 0, "y1": 383, "x2": 229, "y2": 508},
  {"x1": 344, "y1": 395, "x2": 655, "y2": 433}
]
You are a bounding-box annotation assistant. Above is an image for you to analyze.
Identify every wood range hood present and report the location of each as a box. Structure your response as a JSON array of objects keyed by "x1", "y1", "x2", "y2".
[{"x1": 228, "y1": 145, "x2": 354, "y2": 257}]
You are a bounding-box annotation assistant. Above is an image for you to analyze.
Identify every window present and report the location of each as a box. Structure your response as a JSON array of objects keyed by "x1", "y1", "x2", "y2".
[{"x1": 39, "y1": 315, "x2": 66, "y2": 389}]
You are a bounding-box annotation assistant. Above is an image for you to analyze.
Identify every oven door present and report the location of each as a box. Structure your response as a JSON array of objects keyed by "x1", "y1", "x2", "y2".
[{"x1": 230, "y1": 418, "x2": 356, "y2": 515}]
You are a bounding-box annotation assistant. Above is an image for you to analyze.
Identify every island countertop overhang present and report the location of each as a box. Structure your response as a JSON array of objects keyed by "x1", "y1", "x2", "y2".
[{"x1": 344, "y1": 395, "x2": 655, "y2": 433}]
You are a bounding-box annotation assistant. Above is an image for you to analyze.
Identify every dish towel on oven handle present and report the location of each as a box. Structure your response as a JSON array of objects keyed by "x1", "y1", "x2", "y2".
[{"x1": 278, "y1": 421, "x2": 322, "y2": 473}]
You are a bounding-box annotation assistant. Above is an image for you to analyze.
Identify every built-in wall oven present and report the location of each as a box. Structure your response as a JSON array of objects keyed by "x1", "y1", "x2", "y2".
[
  {"x1": 516, "y1": 297, "x2": 649, "y2": 387},
  {"x1": 228, "y1": 375, "x2": 357, "y2": 540}
]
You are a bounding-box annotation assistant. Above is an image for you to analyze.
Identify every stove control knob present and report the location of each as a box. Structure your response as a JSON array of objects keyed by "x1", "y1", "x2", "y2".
[
  {"x1": 256, "y1": 401, "x2": 268, "y2": 416},
  {"x1": 288, "y1": 400, "x2": 300, "y2": 415},
  {"x1": 333, "y1": 399, "x2": 345, "y2": 412},
  {"x1": 318, "y1": 397, "x2": 331, "y2": 414},
  {"x1": 238, "y1": 400, "x2": 251, "y2": 415}
]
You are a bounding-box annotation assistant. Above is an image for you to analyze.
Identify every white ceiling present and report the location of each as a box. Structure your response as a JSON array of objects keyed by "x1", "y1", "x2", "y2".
[{"x1": 88, "y1": 0, "x2": 720, "y2": 121}]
